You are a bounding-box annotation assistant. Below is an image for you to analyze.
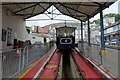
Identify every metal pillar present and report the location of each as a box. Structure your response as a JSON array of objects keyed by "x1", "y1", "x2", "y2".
[
  {"x1": 81, "y1": 21, "x2": 83, "y2": 42},
  {"x1": 87, "y1": 16, "x2": 90, "y2": 46},
  {"x1": 100, "y1": 5, "x2": 104, "y2": 65},
  {"x1": 81, "y1": 21, "x2": 84, "y2": 53},
  {"x1": 100, "y1": 6, "x2": 105, "y2": 49}
]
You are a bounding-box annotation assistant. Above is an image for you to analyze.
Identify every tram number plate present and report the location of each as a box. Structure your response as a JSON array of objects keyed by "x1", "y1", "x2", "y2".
[{"x1": 60, "y1": 38, "x2": 72, "y2": 44}]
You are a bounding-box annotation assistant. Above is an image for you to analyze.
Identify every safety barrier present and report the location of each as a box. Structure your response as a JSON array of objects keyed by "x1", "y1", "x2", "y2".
[
  {"x1": 2, "y1": 42, "x2": 51, "y2": 78},
  {"x1": 78, "y1": 41, "x2": 119, "y2": 78},
  {"x1": 2, "y1": 48, "x2": 24, "y2": 78}
]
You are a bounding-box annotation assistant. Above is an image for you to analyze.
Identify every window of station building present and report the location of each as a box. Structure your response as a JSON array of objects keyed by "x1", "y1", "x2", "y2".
[
  {"x1": 115, "y1": 34, "x2": 119, "y2": 39},
  {"x1": 119, "y1": 24, "x2": 120, "y2": 29},
  {"x1": 104, "y1": 30, "x2": 107, "y2": 34},
  {"x1": 113, "y1": 25, "x2": 119, "y2": 31},
  {"x1": 107, "y1": 27, "x2": 113, "y2": 33}
]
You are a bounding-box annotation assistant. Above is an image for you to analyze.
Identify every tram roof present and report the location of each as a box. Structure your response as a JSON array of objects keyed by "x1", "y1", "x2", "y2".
[
  {"x1": 55, "y1": 26, "x2": 76, "y2": 29},
  {"x1": 2, "y1": 1, "x2": 117, "y2": 21}
]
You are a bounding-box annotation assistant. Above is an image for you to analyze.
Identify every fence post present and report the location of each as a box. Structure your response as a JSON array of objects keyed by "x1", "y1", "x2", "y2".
[
  {"x1": 0, "y1": 52, "x2": 2, "y2": 79},
  {"x1": 24, "y1": 47, "x2": 27, "y2": 68},
  {"x1": 26, "y1": 47, "x2": 28, "y2": 66},
  {"x1": 18, "y1": 49, "x2": 21, "y2": 74},
  {"x1": 21, "y1": 48, "x2": 25, "y2": 70}
]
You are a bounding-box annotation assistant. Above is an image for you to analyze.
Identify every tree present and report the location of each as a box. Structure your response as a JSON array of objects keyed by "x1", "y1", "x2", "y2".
[
  {"x1": 93, "y1": 19, "x2": 100, "y2": 26},
  {"x1": 92, "y1": 13, "x2": 120, "y2": 27},
  {"x1": 115, "y1": 14, "x2": 120, "y2": 22},
  {"x1": 104, "y1": 13, "x2": 120, "y2": 22},
  {"x1": 104, "y1": 13, "x2": 116, "y2": 17}
]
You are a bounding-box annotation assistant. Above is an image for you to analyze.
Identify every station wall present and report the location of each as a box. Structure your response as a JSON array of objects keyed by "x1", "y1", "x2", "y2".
[{"x1": 2, "y1": 7, "x2": 42, "y2": 50}]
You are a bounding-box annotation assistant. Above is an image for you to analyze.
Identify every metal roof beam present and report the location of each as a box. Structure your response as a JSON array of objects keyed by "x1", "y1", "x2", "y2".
[
  {"x1": 16, "y1": 13, "x2": 86, "y2": 17},
  {"x1": 2, "y1": 2, "x2": 38, "y2": 5},
  {"x1": 92, "y1": 2, "x2": 102, "y2": 5},
  {"x1": 11, "y1": 3, "x2": 30, "y2": 16},
  {"x1": 87, "y1": 0, "x2": 103, "y2": 5},
  {"x1": 64, "y1": 6, "x2": 73, "y2": 16},
  {"x1": 54, "y1": 4, "x2": 84, "y2": 21},
  {"x1": 24, "y1": 4, "x2": 52, "y2": 19},
  {"x1": 60, "y1": 3, "x2": 99, "y2": 7},
  {"x1": 2, "y1": 2, "x2": 55, "y2": 5},
  {"x1": 58, "y1": 2, "x2": 89, "y2": 17},
  {"x1": 13, "y1": 3, "x2": 39, "y2": 14},
  {"x1": 30, "y1": 5, "x2": 37, "y2": 17},
  {"x1": 38, "y1": 3, "x2": 52, "y2": 19}
]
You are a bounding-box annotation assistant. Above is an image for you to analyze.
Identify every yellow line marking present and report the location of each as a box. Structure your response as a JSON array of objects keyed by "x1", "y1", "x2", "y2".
[
  {"x1": 46, "y1": 65, "x2": 58, "y2": 69},
  {"x1": 19, "y1": 64, "x2": 34, "y2": 78},
  {"x1": 19, "y1": 51, "x2": 50, "y2": 78}
]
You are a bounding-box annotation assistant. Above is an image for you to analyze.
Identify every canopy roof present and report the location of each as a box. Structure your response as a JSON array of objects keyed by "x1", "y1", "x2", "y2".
[{"x1": 2, "y1": 1, "x2": 116, "y2": 21}]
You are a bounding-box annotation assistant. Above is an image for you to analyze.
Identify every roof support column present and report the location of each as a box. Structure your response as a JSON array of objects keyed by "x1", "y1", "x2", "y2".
[
  {"x1": 99, "y1": 5, "x2": 104, "y2": 65},
  {"x1": 87, "y1": 16, "x2": 91, "y2": 46},
  {"x1": 87, "y1": 16, "x2": 91, "y2": 57},
  {"x1": 81, "y1": 21, "x2": 83, "y2": 42},
  {"x1": 80, "y1": 21, "x2": 84, "y2": 53},
  {"x1": 100, "y1": 6, "x2": 105, "y2": 49}
]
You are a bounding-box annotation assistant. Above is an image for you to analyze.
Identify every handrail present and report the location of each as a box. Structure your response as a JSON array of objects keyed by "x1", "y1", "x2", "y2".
[
  {"x1": 1, "y1": 44, "x2": 37, "y2": 53},
  {"x1": 2, "y1": 48, "x2": 23, "y2": 53},
  {"x1": 78, "y1": 41, "x2": 119, "y2": 50}
]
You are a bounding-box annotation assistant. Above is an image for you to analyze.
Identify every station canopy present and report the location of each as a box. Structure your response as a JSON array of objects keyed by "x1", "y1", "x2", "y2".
[{"x1": 2, "y1": 1, "x2": 116, "y2": 21}]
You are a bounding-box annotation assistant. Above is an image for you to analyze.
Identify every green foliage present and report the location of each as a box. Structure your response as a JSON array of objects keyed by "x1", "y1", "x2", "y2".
[
  {"x1": 93, "y1": 19, "x2": 100, "y2": 25},
  {"x1": 115, "y1": 14, "x2": 120, "y2": 22},
  {"x1": 104, "y1": 13, "x2": 120, "y2": 22},
  {"x1": 92, "y1": 13, "x2": 120, "y2": 27},
  {"x1": 104, "y1": 13, "x2": 116, "y2": 17}
]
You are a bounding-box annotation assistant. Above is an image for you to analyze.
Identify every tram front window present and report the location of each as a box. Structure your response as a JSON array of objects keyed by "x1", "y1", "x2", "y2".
[{"x1": 64, "y1": 33, "x2": 67, "y2": 37}]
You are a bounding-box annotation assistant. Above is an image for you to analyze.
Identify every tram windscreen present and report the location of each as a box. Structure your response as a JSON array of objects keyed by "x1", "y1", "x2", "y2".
[{"x1": 56, "y1": 27, "x2": 75, "y2": 37}]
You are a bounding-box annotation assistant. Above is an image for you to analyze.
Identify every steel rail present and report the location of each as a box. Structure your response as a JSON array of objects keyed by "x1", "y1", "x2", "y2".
[{"x1": 33, "y1": 48, "x2": 57, "y2": 78}]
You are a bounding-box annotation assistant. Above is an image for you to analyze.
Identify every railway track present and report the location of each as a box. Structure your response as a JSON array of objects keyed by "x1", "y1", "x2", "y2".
[
  {"x1": 39, "y1": 50, "x2": 61, "y2": 78},
  {"x1": 71, "y1": 49, "x2": 104, "y2": 80},
  {"x1": 33, "y1": 49, "x2": 82, "y2": 79},
  {"x1": 20, "y1": 48, "x2": 106, "y2": 80}
]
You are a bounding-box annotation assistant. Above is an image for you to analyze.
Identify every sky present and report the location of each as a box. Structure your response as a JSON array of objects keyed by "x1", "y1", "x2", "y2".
[
  {"x1": 90, "y1": 0, "x2": 119, "y2": 21},
  {"x1": 26, "y1": 0, "x2": 119, "y2": 27}
]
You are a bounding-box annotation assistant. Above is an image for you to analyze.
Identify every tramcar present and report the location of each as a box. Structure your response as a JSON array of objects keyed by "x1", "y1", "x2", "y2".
[{"x1": 56, "y1": 26, "x2": 76, "y2": 50}]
